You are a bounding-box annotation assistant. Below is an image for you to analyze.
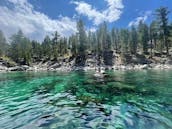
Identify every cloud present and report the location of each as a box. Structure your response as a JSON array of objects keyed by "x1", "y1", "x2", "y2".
[
  {"x1": 89, "y1": 27, "x2": 97, "y2": 32},
  {"x1": 0, "y1": 0, "x2": 77, "y2": 41},
  {"x1": 71, "y1": 0, "x2": 124, "y2": 25},
  {"x1": 128, "y1": 11, "x2": 152, "y2": 27}
]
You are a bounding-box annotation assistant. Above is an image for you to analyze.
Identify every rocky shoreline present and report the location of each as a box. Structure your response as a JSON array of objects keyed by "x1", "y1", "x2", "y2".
[
  {"x1": 1, "y1": 52, "x2": 172, "y2": 72},
  {"x1": 0, "y1": 63, "x2": 172, "y2": 73}
]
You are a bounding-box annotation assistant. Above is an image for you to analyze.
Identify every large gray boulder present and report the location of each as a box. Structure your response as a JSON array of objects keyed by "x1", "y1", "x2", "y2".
[{"x1": 8, "y1": 65, "x2": 29, "y2": 71}]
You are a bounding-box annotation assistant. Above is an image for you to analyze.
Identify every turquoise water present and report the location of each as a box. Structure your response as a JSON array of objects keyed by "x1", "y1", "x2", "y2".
[{"x1": 0, "y1": 70, "x2": 172, "y2": 129}]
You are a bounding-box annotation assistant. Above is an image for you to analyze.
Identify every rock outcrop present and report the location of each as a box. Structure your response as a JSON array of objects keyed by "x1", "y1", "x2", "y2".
[{"x1": 0, "y1": 51, "x2": 172, "y2": 72}]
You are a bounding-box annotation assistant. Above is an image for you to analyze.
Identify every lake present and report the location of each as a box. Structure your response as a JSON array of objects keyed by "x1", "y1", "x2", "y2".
[{"x1": 0, "y1": 70, "x2": 172, "y2": 129}]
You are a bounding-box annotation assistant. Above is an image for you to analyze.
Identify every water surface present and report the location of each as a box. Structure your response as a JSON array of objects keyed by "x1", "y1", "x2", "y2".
[{"x1": 0, "y1": 70, "x2": 172, "y2": 129}]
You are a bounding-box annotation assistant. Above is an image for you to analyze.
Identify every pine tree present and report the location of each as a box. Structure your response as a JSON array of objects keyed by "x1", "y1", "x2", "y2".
[
  {"x1": 42, "y1": 35, "x2": 52, "y2": 59},
  {"x1": 52, "y1": 31, "x2": 60, "y2": 60},
  {"x1": 150, "y1": 21, "x2": 159, "y2": 57},
  {"x1": 130, "y1": 26, "x2": 138, "y2": 54},
  {"x1": 32, "y1": 40, "x2": 42, "y2": 60},
  {"x1": 120, "y1": 29, "x2": 129, "y2": 53},
  {"x1": 0, "y1": 30, "x2": 7, "y2": 56},
  {"x1": 138, "y1": 21, "x2": 149, "y2": 54},
  {"x1": 10, "y1": 30, "x2": 32, "y2": 65},
  {"x1": 69, "y1": 35, "x2": 78, "y2": 56},
  {"x1": 77, "y1": 19, "x2": 87, "y2": 55},
  {"x1": 156, "y1": 7, "x2": 170, "y2": 55}
]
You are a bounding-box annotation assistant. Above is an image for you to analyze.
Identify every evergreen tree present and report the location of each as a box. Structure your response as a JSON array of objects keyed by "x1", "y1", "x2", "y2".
[
  {"x1": 0, "y1": 30, "x2": 7, "y2": 56},
  {"x1": 150, "y1": 21, "x2": 159, "y2": 57},
  {"x1": 138, "y1": 21, "x2": 149, "y2": 54},
  {"x1": 101, "y1": 22, "x2": 108, "y2": 51},
  {"x1": 156, "y1": 7, "x2": 170, "y2": 55},
  {"x1": 10, "y1": 30, "x2": 32, "y2": 65},
  {"x1": 106, "y1": 33, "x2": 112, "y2": 51},
  {"x1": 60, "y1": 37, "x2": 68, "y2": 56},
  {"x1": 42, "y1": 35, "x2": 52, "y2": 59},
  {"x1": 120, "y1": 29, "x2": 129, "y2": 53},
  {"x1": 52, "y1": 31, "x2": 60, "y2": 59},
  {"x1": 32, "y1": 40, "x2": 42, "y2": 60},
  {"x1": 69, "y1": 35, "x2": 78, "y2": 56},
  {"x1": 130, "y1": 26, "x2": 138, "y2": 54},
  {"x1": 77, "y1": 19, "x2": 87, "y2": 55}
]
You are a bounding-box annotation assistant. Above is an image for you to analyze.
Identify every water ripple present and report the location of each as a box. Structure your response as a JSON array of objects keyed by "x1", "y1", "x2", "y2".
[{"x1": 0, "y1": 70, "x2": 172, "y2": 129}]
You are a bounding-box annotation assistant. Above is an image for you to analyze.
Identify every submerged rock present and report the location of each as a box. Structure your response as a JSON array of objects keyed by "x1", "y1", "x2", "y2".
[{"x1": 94, "y1": 72, "x2": 104, "y2": 78}]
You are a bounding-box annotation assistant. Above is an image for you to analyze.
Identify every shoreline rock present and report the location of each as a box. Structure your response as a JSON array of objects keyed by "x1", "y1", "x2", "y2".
[
  {"x1": 1, "y1": 51, "x2": 172, "y2": 72},
  {"x1": 1, "y1": 63, "x2": 172, "y2": 73}
]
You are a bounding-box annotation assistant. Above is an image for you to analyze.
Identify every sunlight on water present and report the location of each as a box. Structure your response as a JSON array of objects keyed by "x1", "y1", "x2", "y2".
[{"x1": 0, "y1": 70, "x2": 172, "y2": 129}]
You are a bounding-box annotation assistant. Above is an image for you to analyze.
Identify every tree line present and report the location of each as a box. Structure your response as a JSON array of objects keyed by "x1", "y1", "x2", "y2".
[{"x1": 0, "y1": 7, "x2": 172, "y2": 65}]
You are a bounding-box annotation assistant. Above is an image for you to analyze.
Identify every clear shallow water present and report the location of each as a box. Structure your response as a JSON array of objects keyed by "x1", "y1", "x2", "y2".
[{"x1": 0, "y1": 70, "x2": 172, "y2": 129}]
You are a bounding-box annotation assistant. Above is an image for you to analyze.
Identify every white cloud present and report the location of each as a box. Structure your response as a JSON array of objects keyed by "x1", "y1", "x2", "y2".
[
  {"x1": 128, "y1": 11, "x2": 152, "y2": 27},
  {"x1": 89, "y1": 27, "x2": 97, "y2": 32},
  {"x1": 0, "y1": 0, "x2": 77, "y2": 41},
  {"x1": 71, "y1": 0, "x2": 124, "y2": 25}
]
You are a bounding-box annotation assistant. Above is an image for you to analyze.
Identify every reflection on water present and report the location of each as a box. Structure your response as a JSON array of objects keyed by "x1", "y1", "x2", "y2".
[{"x1": 0, "y1": 70, "x2": 172, "y2": 129}]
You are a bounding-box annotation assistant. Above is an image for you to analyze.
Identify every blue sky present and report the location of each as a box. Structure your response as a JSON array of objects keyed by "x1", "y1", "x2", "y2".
[{"x1": 0, "y1": 0, "x2": 172, "y2": 41}]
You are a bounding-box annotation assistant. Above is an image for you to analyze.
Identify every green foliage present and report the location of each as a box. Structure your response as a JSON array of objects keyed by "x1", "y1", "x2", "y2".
[
  {"x1": 155, "y1": 7, "x2": 170, "y2": 55},
  {"x1": 0, "y1": 56, "x2": 16, "y2": 67},
  {"x1": 42, "y1": 36, "x2": 52, "y2": 59},
  {"x1": 9, "y1": 30, "x2": 32, "y2": 65},
  {"x1": 0, "y1": 30, "x2": 8, "y2": 56},
  {"x1": 130, "y1": 26, "x2": 138, "y2": 54},
  {"x1": 138, "y1": 21, "x2": 149, "y2": 54},
  {"x1": 120, "y1": 29, "x2": 130, "y2": 53},
  {"x1": 69, "y1": 35, "x2": 78, "y2": 56},
  {"x1": 32, "y1": 40, "x2": 42, "y2": 59},
  {"x1": 52, "y1": 31, "x2": 60, "y2": 59},
  {"x1": 77, "y1": 19, "x2": 87, "y2": 54}
]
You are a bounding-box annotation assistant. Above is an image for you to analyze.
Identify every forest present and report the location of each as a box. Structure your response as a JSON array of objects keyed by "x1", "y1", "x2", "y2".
[{"x1": 0, "y1": 7, "x2": 172, "y2": 66}]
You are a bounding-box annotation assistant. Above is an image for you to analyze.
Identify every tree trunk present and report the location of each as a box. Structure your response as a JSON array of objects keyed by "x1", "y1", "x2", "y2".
[
  {"x1": 150, "y1": 39, "x2": 153, "y2": 58},
  {"x1": 165, "y1": 37, "x2": 169, "y2": 56}
]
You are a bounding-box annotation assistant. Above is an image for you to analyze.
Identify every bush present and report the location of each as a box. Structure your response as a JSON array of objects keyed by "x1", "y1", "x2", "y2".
[{"x1": 0, "y1": 56, "x2": 17, "y2": 67}]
